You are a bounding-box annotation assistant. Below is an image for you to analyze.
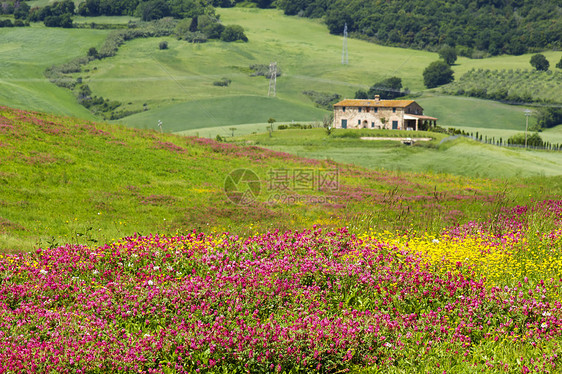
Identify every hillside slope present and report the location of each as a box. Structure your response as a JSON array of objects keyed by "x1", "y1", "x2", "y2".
[{"x1": 0, "y1": 106, "x2": 510, "y2": 251}]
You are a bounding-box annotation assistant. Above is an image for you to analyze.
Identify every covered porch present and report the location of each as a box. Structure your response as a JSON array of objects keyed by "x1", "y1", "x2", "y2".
[{"x1": 404, "y1": 114, "x2": 438, "y2": 131}]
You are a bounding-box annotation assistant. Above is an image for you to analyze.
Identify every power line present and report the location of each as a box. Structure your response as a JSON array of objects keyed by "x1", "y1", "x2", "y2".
[{"x1": 342, "y1": 23, "x2": 348, "y2": 65}]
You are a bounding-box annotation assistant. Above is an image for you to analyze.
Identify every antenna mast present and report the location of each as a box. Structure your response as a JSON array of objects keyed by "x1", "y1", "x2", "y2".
[
  {"x1": 268, "y1": 62, "x2": 277, "y2": 97},
  {"x1": 342, "y1": 23, "x2": 348, "y2": 65}
]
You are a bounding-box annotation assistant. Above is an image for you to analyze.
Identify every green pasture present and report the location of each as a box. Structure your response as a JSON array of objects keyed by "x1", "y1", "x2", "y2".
[
  {"x1": 417, "y1": 95, "x2": 536, "y2": 130},
  {"x1": 0, "y1": 6, "x2": 559, "y2": 136},
  {"x1": 2, "y1": 107, "x2": 517, "y2": 252},
  {"x1": 119, "y1": 95, "x2": 327, "y2": 131},
  {"x1": 453, "y1": 51, "x2": 562, "y2": 78},
  {"x1": 77, "y1": 8, "x2": 438, "y2": 130},
  {"x1": 0, "y1": 26, "x2": 108, "y2": 119},
  {"x1": 233, "y1": 128, "x2": 562, "y2": 178}
]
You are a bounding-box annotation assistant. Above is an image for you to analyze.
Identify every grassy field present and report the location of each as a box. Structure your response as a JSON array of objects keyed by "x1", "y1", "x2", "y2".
[
  {"x1": 120, "y1": 96, "x2": 327, "y2": 131},
  {"x1": 0, "y1": 25, "x2": 108, "y2": 119},
  {"x1": 452, "y1": 51, "x2": 562, "y2": 78},
  {"x1": 417, "y1": 94, "x2": 537, "y2": 130},
  {"x1": 77, "y1": 8, "x2": 438, "y2": 129},
  {"x1": 75, "y1": 7, "x2": 556, "y2": 133},
  {"x1": 3, "y1": 107, "x2": 562, "y2": 372},
  {"x1": 232, "y1": 128, "x2": 562, "y2": 178},
  {"x1": 2, "y1": 105, "x2": 542, "y2": 252},
  {"x1": 0, "y1": 7, "x2": 558, "y2": 136}
]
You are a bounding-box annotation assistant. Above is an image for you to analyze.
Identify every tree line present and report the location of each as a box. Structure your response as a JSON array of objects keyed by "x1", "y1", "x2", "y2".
[
  {"x1": 242, "y1": 0, "x2": 559, "y2": 56},
  {"x1": 2, "y1": 0, "x2": 220, "y2": 25}
]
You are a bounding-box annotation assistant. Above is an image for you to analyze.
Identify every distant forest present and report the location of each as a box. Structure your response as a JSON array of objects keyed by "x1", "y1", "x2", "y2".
[
  {"x1": 2, "y1": 0, "x2": 559, "y2": 55},
  {"x1": 221, "y1": 0, "x2": 562, "y2": 56}
]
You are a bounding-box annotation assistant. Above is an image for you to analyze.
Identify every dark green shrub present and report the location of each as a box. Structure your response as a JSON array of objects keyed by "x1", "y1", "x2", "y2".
[
  {"x1": 213, "y1": 78, "x2": 231, "y2": 86},
  {"x1": 423, "y1": 61, "x2": 454, "y2": 88},
  {"x1": 530, "y1": 54, "x2": 549, "y2": 71},
  {"x1": 220, "y1": 24, "x2": 248, "y2": 42}
]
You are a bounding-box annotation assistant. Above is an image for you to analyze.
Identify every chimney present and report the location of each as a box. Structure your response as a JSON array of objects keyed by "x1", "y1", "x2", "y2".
[{"x1": 374, "y1": 95, "x2": 380, "y2": 102}]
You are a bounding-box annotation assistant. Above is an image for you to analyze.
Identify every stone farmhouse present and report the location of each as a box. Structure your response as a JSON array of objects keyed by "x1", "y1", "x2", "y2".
[{"x1": 333, "y1": 95, "x2": 438, "y2": 131}]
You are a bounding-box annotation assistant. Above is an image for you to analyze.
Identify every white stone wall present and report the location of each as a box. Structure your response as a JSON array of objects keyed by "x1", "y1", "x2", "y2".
[{"x1": 333, "y1": 106, "x2": 406, "y2": 130}]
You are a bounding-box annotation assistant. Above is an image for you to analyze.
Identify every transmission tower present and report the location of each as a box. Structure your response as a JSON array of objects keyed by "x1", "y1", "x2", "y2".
[
  {"x1": 341, "y1": 23, "x2": 348, "y2": 65},
  {"x1": 268, "y1": 62, "x2": 277, "y2": 97}
]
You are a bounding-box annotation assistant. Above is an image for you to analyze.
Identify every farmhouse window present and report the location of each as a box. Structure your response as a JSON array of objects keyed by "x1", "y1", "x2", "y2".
[
  {"x1": 366, "y1": 107, "x2": 370, "y2": 113},
  {"x1": 374, "y1": 108, "x2": 378, "y2": 113},
  {"x1": 371, "y1": 122, "x2": 374, "y2": 128},
  {"x1": 343, "y1": 106, "x2": 346, "y2": 112},
  {"x1": 393, "y1": 108, "x2": 396, "y2": 113},
  {"x1": 358, "y1": 107, "x2": 362, "y2": 113},
  {"x1": 358, "y1": 120, "x2": 361, "y2": 125}
]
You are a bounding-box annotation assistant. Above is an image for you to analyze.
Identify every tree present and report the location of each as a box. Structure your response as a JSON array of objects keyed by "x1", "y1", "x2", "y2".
[
  {"x1": 438, "y1": 46, "x2": 457, "y2": 65},
  {"x1": 556, "y1": 56, "x2": 562, "y2": 69},
  {"x1": 135, "y1": 0, "x2": 169, "y2": 21},
  {"x1": 354, "y1": 89, "x2": 368, "y2": 99},
  {"x1": 44, "y1": 14, "x2": 73, "y2": 28},
  {"x1": 220, "y1": 24, "x2": 247, "y2": 42},
  {"x1": 14, "y1": 2, "x2": 31, "y2": 19},
  {"x1": 267, "y1": 118, "x2": 276, "y2": 137},
  {"x1": 368, "y1": 77, "x2": 404, "y2": 99},
  {"x1": 536, "y1": 107, "x2": 562, "y2": 129},
  {"x1": 159, "y1": 41, "x2": 169, "y2": 50},
  {"x1": 88, "y1": 47, "x2": 99, "y2": 59},
  {"x1": 530, "y1": 54, "x2": 549, "y2": 71},
  {"x1": 423, "y1": 61, "x2": 454, "y2": 88}
]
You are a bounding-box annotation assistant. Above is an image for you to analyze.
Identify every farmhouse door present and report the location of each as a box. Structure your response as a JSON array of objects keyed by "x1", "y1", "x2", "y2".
[
  {"x1": 392, "y1": 121, "x2": 398, "y2": 130},
  {"x1": 341, "y1": 119, "x2": 347, "y2": 129}
]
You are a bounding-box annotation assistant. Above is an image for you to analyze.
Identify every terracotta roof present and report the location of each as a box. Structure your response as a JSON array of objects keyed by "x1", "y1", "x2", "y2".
[{"x1": 333, "y1": 99, "x2": 416, "y2": 108}]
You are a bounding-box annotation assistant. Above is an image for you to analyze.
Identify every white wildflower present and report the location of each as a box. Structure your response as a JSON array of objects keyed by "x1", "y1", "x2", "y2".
[
  {"x1": 384, "y1": 342, "x2": 392, "y2": 348},
  {"x1": 147, "y1": 280, "x2": 154, "y2": 286},
  {"x1": 543, "y1": 311, "x2": 552, "y2": 317},
  {"x1": 39, "y1": 269, "x2": 48, "y2": 275},
  {"x1": 432, "y1": 239, "x2": 439, "y2": 244},
  {"x1": 92, "y1": 270, "x2": 99, "y2": 275},
  {"x1": 153, "y1": 266, "x2": 160, "y2": 271},
  {"x1": 541, "y1": 322, "x2": 548, "y2": 329}
]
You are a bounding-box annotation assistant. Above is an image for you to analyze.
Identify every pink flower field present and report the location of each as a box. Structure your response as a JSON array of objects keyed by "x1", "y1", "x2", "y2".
[{"x1": 1, "y1": 201, "x2": 562, "y2": 373}]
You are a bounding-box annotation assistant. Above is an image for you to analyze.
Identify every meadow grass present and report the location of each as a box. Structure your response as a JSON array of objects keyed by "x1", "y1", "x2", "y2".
[
  {"x1": 1, "y1": 106, "x2": 531, "y2": 252},
  {"x1": 1, "y1": 7, "x2": 557, "y2": 136},
  {"x1": 78, "y1": 8, "x2": 439, "y2": 129},
  {"x1": 452, "y1": 51, "x2": 562, "y2": 78},
  {"x1": 417, "y1": 94, "x2": 537, "y2": 130},
  {"x1": 0, "y1": 26, "x2": 108, "y2": 118},
  {"x1": 234, "y1": 128, "x2": 562, "y2": 178},
  {"x1": 3, "y1": 202, "x2": 562, "y2": 372},
  {"x1": 119, "y1": 95, "x2": 327, "y2": 131}
]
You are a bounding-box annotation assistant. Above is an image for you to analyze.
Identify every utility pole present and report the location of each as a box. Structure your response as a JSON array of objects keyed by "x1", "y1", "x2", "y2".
[
  {"x1": 341, "y1": 23, "x2": 348, "y2": 65},
  {"x1": 268, "y1": 62, "x2": 277, "y2": 97},
  {"x1": 157, "y1": 120, "x2": 163, "y2": 133},
  {"x1": 524, "y1": 109, "x2": 531, "y2": 149}
]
